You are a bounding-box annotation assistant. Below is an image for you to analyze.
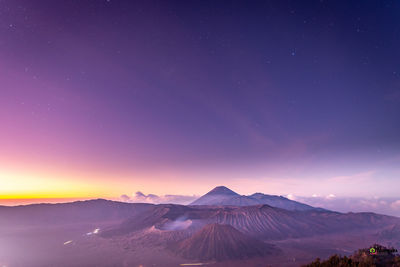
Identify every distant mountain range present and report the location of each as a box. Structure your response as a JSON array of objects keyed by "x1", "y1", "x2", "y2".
[
  {"x1": 190, "y1": 186, "x2": 320, "y2": 211},
  {"x1": 1, "y1": 186, "x2": 399, "y2": 267}
]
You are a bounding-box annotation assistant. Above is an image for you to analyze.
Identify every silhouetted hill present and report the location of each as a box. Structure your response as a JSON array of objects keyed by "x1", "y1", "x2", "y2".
[
  {"x1": 303, "y1": 244, "x2": 400, "y2": 267},
  {"x1": 0, "y1": 199, "x2": 154, "y2": 226}
]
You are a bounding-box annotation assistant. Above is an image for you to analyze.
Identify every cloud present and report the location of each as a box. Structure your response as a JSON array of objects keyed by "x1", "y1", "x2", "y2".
[
  {"x1": 294, "y1": 195, "x2": 400, "y2": 217},
  {"x1": 328, "y1": 171, "x2": 375, "y2": 184},
  {"x1": 162, "y1": 216, "x2": 192, "y2": 230},
  {"x1": 119, "y1": 189, "x2": 400, "y2": 217},
  {"x1": 119, "y1": 191, "x2": 198, "y2": 205},
  {"x1": 391, "y1": 200, "x2": 400, "y2": 209},
  {"x1": 326, "y1": 194, "x2": 336, "y2": 199},
  {"x1": 120, "y1": 194, "x2": 131, "y2": 202}
]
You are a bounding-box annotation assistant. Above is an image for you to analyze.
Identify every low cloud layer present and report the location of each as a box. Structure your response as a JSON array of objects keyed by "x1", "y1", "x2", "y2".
[
  {"x1": 119, "y1": 190, "x2": 400, "y2": 217},
  {"x1": 289, "y1": 195, "x2": 400, "y2": 217},
  {"x1": 120, "y1": 192, "x2": 198, "y2": 205}
]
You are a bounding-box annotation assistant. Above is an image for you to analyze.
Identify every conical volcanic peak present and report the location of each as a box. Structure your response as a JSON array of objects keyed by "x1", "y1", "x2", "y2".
[
  {"x1": 207, "y1": 186, "x2": 239, "y2": 196},
  {"x1": 172, "y1": 223, "x2": 275, "y2": 261},
  {"x1": 190, "y1": 186, "x2": 239, "y2": 205}
]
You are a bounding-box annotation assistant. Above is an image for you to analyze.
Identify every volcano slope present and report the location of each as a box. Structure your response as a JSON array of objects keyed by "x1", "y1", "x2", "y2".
[
  {"x1": 1, "y1": 200, "x2": 400, "y2": 267},
  {"x1": 170, "y1": 223, "x2": 278, "y2": 261},
  {"x1": 100, "y1": 204, "x2": 400, "y2": 241}
]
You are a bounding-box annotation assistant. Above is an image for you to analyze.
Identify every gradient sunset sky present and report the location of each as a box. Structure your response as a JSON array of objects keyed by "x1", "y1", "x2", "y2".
[{"x1": 1, "y1": 0, "x2": 400, "y2": 202}]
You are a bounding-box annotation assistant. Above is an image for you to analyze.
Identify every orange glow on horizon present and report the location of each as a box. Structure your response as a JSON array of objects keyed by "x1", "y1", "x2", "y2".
[{"x1": 0, "y1": 161, "x2": 220, "y2": 200}]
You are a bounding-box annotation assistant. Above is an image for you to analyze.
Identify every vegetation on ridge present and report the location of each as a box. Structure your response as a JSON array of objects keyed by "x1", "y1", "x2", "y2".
[{"x1": 303, "y1": 244, "x2": 400, "y2": 267}]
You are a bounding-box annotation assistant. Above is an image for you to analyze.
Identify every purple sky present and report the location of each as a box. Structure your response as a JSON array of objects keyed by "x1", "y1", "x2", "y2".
[{"x1": 0, "y1": 0, "x2": 399, "y2": 201}]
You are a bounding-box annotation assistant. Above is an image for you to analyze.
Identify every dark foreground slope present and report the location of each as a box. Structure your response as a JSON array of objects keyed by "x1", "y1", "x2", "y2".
[{"x1": 303, "y1": 244, "x2": 400, "y2": 267}]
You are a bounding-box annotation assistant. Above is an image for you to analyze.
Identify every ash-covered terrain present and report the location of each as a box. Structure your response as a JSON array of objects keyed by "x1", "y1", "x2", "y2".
[{"x1": 1, "y1": 186, "x2": 399, "y2": 267}]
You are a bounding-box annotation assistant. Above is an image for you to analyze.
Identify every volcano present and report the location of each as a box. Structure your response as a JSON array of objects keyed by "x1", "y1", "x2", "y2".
[
  {"x1": 171, "y1": 223, "x2": 276, "y2": 261},
  {"x1": 2, "y1": 190, "x2": 400, "y2": 267},
  {"x1": 190, "y1": 186, "x2": 318, "y2": 211},
  {"x1": 190, "y1": 186, "x2": 240, "y2": 205}
]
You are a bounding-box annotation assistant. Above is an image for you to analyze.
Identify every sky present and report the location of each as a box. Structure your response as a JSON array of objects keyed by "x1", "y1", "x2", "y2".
[{"x1": 0, "y1": 0, "x2": 400, "y2": 206}]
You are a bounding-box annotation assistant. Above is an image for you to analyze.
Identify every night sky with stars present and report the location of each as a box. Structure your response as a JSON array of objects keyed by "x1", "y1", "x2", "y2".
[{"x1": 1, "y1": 0, "x2": 400, "y2": 201}]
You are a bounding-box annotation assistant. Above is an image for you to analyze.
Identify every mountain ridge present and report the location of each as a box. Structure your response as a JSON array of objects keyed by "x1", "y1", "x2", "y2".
[
  {"x1": 1, "y1": 197, "x2": 400, "y2": 266},
  {"x1": 190, "y1": 186, "x2": 318, "y2": 211}
]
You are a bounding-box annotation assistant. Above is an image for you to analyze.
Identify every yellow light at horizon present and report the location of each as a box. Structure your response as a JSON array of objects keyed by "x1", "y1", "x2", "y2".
[
  {"x1": 0, "y1": 164, "x2": 201, "y2": 200},
  {"x1": 0, "y1": 162, "x2": 250, "y2": 200},
  {"x1": 0, "y1": 166, "x2": 110, "y2": 199}
]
